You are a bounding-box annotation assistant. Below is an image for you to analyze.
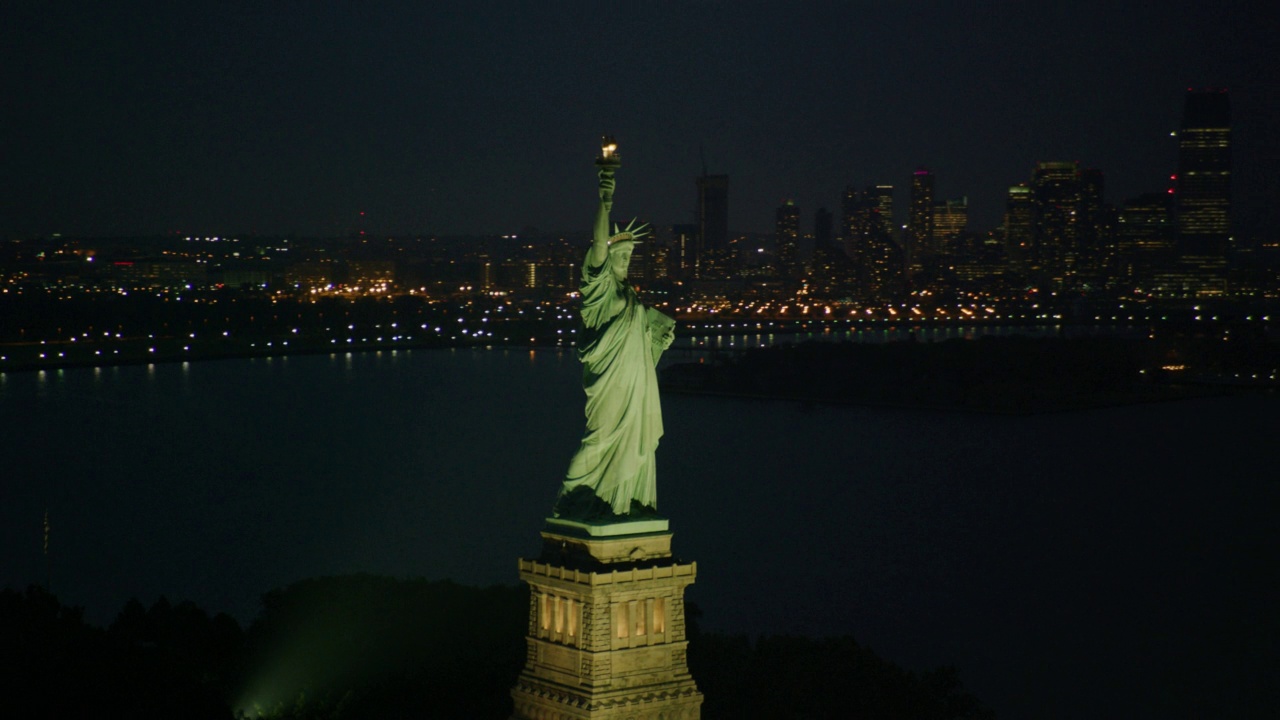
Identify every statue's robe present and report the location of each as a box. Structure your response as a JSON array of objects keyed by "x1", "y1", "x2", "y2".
[{"x1": 560, "y1": 252, "x2": 662, "y2": 516}]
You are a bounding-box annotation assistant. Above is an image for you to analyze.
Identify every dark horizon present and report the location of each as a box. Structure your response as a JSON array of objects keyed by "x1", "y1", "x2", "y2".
[{"x1": 4, "y1": 2, "x2": 1276, "y2": 239}]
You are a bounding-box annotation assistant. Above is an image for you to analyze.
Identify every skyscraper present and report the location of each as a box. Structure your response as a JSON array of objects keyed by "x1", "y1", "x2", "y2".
[
  {"x1": 1173, "y1": 89, "x2": 1231, "y2": 296},
  {"x1": 870, "y1": 185, "x2": 894, "y2": 230},
  {"x1": 1031, "y1": 161, "x2": 1082, "y2": 288},
  {"x1": 846, "y1": 186, "x2": 901, "y2": 300},
  {"x1": 1004, "y1": 184, "x2": 1034, "y2": 273},
  {"x1": 813, "y1": 207, "x2": 834, "y2": 254},
  {"x1": 775, "y1": 200, "x2": 801, "y2": 277},
  {"x1": 840, "y1": 186, "x2": 859, "y2": 248},
  {"x1": 696, "y1": 174, "x2": 729, "y2": 248},
  {"x1": 933, "y1": 197, "x2": 968, "y2": 249},
  {"x1": 809, "y1": 205, "x2": 848, "y2": 295},
  {"x1": 669, "y1": 223, "x2": 699, "y2": 280},
  {"x1": 1117, "y1": 193, "x2": 1174, "y2": 286},
  {"x1": 693, "y1": 173, "x2": 730, "y2": 279},
  {"x1": 907, "y1": 168, "x2": 934, "y2": 272},
  {"x1": 1077, "y1": 168, "x2": 1110, "y2": 284}
]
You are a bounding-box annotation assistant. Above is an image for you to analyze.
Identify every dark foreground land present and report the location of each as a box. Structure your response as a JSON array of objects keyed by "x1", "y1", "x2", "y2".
[
  {"x1": 662, "y1": 334, "x2": 1279, "y2": 413},
  {"x1": 0, "y1": 576, "x2": 991, "y2": 719}
]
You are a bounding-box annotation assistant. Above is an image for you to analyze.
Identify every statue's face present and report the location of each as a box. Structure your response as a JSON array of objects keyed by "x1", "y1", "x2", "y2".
[{"x1": 610, "y1": 246, "x2": 632, "y2": 281}]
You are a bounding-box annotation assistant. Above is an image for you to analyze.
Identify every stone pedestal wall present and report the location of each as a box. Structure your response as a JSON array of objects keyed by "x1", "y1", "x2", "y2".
[{"x1": 510, "y1": 528, "x2": 702, "y2": 720}]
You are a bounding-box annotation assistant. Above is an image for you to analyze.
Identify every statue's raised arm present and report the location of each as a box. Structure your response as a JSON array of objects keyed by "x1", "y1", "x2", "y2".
[
  {"x1": 587, "y1": 167, "x2": 615, "y2": 269},
  {"x1": 587, "y1": 135, "x2": 629, "y2": 267}
]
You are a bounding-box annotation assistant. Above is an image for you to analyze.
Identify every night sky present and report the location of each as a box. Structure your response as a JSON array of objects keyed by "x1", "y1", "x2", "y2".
[{"x1": 4, "y1": 1, "x2": 1276, "y2": 239}]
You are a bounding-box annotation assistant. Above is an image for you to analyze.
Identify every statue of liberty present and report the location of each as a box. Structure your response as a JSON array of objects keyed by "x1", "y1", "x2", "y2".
[{"x1": 554, "y1": 138, "x2": 675, "y2": 521}]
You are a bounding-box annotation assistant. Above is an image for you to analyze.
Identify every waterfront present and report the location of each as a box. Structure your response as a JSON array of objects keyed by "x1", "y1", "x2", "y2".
[{"x1": 1, "y1": 349, "x2": 1276, "y2": 718}]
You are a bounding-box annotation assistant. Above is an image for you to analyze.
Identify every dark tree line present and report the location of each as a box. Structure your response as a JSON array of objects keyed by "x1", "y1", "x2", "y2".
[{"x1": 1, "y1": 577, "x2": 993, "y2": 719}]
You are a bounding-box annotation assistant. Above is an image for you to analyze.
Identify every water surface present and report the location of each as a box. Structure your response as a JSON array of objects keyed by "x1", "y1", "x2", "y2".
[{"x1": 1, "y1": 350, "x2": 1275, "y2": 718}]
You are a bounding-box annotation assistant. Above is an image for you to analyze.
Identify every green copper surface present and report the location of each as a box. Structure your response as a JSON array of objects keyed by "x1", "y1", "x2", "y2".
[{"x1": 554, "y1": 148, "x2": 674, "y2": 521}]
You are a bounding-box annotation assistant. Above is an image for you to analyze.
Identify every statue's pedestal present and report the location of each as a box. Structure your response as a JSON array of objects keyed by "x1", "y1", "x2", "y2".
[{"x1": 510, "y1": 519, "x2": 703, "y2": 719}]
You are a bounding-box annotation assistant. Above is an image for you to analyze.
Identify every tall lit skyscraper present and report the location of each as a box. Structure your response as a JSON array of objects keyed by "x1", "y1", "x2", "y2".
[
  {"x1": 1004, "y1": 184, "x2": 1034, "y2": 273},
  {"x1": 1077, "y1": 168, "x2": 1109, "y2": 283},
  {"x1": 775, "y1": 200, "x2": 801, "y2": 277},
  {"x1": 1174, "y1": 89, "x2": 1231, "y2": 295},
  {"x1": 1031, "y1": 161, "x2": 1082, "y2": 288},
  {"x1": 845, "y1": 185, "x2": 901, "y2": 300},
  {"x1": 907, "y1": 168, "x2": 934, "y2": 272},
  {"x1": 1117, "y1": 193, "x2": 1173, "y2": 286},
  {"x1": 871, "y1": 185, "x2": 894, "y2": 230},
  {"x1": 933, "y1": 197, "x2": 968, "y2": 248}
]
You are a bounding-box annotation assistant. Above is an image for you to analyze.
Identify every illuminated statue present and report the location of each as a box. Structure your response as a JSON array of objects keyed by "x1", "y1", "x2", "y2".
[{"x1": 554, "y1": 139, "x2": 675, "y2": 520}]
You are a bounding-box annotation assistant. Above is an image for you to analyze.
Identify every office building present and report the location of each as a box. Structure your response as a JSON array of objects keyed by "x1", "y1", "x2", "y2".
[
  {"x1": 775, "y1": 200, "x2": 801, "y2": 278},
  {"x1": 1004, "y1": 184, "x2": 1035, "y2": 273},
  {"x1": 907, "y1": 168, "x2": 935, "y2": 272},
  {"x1": 1031, "y1": 161, "x2": 1082, "y2": 288},
  {"x1": 934, "y1": 197, "x2": 968, "y2": 249},
  {"x1": 1173, "y1": 89, "x2": 1231, "y2": 296},
  {"x1": 696, "y1": 175, "x2": 727, "y2": 267}
]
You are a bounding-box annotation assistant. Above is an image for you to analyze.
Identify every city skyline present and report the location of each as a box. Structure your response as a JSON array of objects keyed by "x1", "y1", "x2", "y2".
[{"x1": 4, "y1": 2, "x2": 1275, "y2": 239}]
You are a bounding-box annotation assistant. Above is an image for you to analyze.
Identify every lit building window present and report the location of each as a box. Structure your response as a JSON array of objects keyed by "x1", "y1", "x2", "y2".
[{"x1": 616, "y1": 602, "x2": 630, "y2": 638}]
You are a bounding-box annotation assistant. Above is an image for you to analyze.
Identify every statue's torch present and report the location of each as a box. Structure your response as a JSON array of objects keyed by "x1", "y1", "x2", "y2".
[{"x1": 596, "y1": 135, "x2": 620, "y2": 205}]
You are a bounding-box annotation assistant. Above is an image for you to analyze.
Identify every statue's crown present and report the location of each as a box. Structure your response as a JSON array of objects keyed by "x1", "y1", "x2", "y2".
[{"x1": 608, "y1": 233, "x2": 640, "y2": 249}]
